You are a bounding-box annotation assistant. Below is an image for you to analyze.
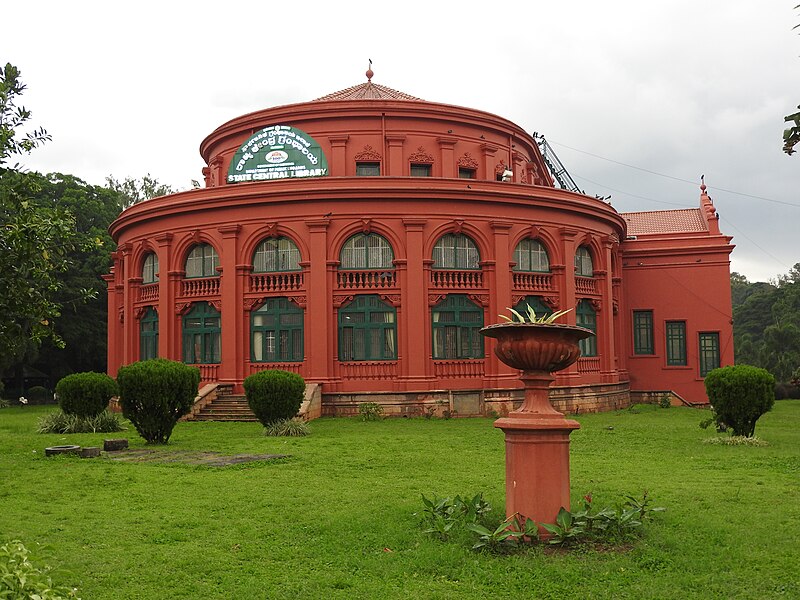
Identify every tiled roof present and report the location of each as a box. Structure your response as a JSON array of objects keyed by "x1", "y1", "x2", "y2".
[
  {"x1": 314, "y1": 81, "x2": 423, "y2": 101},
  {"x1": 621, "y1": 208, "x2": 707, "y2": 236}
]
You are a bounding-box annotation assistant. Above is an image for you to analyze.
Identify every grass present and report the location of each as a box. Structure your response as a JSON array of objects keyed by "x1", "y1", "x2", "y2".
[{"x1": 1, "y1": 401, "x2": 798, "y2": 599}]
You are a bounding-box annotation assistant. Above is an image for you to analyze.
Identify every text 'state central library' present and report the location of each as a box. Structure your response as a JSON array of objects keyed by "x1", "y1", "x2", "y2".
[{"x1": 105, "y1": 72, "x2": 734, "y2": 415}]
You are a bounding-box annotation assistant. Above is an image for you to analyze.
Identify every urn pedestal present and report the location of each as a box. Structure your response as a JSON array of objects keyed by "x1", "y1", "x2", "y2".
[{"x1": 480, "y1": 322, "x2": 594, "y2": 528}]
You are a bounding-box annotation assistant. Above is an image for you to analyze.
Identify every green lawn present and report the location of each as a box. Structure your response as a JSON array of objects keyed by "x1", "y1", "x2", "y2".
[{"x1": 1, "y1": 402, "x2": 798, "y2": 599}]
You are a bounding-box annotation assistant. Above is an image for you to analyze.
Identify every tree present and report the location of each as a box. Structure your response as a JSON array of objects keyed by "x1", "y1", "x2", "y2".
[
  {"x1": 704, "y1": 365, "x2": 775, "y2": 437},
  {"x1": 0, "y1": 64, "x2": 85, "y2": 371},
  {"x1": 105, "y1": 173, "x2": 176, "y2": 209}
]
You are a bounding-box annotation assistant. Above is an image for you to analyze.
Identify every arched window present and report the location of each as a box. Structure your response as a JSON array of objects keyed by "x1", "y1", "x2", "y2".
[
  {"x1": 575, "y1": 246, "x2": 593, "y2": 277},
  {"x1": 513, "y1": 239, "x2": 550, "y2": 272},
  {"x1": 139, "y1": 307, "x2": 158, "y2": 360},
  {"x1": 513, "y1": 296, "x2": 552, "y2": 321},
  {"x1": 576, "y1": 299, "x2": 597, "y2": 357},
  {"x1": 182, "y1": 302, "x2": 221, "y2": 364},
  {"x1": 253, "y1": 237, "x2": 301, "y2": 272},
  {"x1": 185, "y1": 243, "x2": 219, "y2": 278},
  {"x1": 432, "y1": 233, "x2": 480, "y2": 270},
  {"x1": 340, "y1": 233, "x2": 394, "y2": 269},
  {"x1": 251, "y1": 298, "x2": 303, "y2": 362},
  {"x1": 432, "y1": 295, "x2": 484, "y2": 359},
  {"x1": 338, "y1": 295, "x2": 397, "y2": 361},
  {"x1": 142, "y1": 252, "x2": 159, "y2": 284}
]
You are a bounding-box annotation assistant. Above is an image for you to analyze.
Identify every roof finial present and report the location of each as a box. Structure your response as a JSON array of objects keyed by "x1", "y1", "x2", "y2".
[
  {"x1": 366, "y1": 58, "x2": 374, "y2": 82},
  {"x1": 700, "y1": 174, "x2": 706, "y2": 193}
]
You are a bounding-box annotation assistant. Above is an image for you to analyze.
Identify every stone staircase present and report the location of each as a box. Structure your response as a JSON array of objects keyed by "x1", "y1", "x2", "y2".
[{"x1": 192, "y1": 393, "x2": 257, "y2": 421}]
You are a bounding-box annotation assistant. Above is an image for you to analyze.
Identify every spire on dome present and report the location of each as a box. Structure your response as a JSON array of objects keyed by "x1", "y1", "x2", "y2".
[
  {"x1": 700, "y1": 174, "x2": 707, "y2": 194},
  {"x1": 366, "y1": 58, "x2": 374, "y2": 82}
]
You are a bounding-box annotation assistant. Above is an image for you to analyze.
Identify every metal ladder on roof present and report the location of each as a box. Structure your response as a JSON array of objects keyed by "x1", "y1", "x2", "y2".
[{"x1": 533, "y1": 133, "x2": 584, "y2": 195}]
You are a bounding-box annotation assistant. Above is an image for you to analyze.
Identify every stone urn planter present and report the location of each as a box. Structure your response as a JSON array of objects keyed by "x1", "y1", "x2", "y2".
[{"x1": 480, "y1": 322, "x2": 594, "y2": 530}]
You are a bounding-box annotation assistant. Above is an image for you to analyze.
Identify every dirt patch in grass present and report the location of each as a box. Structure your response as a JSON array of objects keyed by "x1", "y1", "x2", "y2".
[{"x1": 103, "y1": 448, "x2": 289, "y2": 466}]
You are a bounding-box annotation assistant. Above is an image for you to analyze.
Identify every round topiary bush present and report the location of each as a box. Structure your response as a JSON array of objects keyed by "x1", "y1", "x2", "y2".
[
  {"x1": 55, "y1": 372, "x2": 119, "y2": 418},
  {"x1": 244, "y1": 369, "x2": 305, "y2": 427},
  {"x1": 704, "y1": 364, "x2": 775, "y2": 437},
  {"x1": 116, "y1": 359, "x2": 200, "y2": 444}
]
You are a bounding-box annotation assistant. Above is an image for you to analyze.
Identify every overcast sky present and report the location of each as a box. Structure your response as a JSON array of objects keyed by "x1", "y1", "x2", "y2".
[{"x1": 4, "y1": 1, "x2": 799, "y2": 283}]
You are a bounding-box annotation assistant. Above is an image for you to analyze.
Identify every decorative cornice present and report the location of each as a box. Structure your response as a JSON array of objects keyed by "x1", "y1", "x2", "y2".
[
  {"x1": 354, "y1": 145, "x2": 382, "y2": 161},
  {"x1": 457, "y1": 152, "x2": 479, "y2": 169},
  {"x1": 408, "y1": 146, "x2": 434, "y2": 163}
]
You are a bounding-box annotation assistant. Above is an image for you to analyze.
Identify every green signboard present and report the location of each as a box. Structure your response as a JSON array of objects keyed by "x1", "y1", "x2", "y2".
[{"x1": 227, "y1": 125, "x2": 328, "y2": 183}]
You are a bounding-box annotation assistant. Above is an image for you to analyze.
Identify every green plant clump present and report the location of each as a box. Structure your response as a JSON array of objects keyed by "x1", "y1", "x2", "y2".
[
  {"x1": 0, "y1": 539, "x2": 80, "y2": 599},
  {"x1": 55, "y1": 372, "x2": 118, "y2": 418},
  {"x1": 36, "y1": 410, "x2": 123, "y2": 434},
  {"x1": 116, "y1": 359, "x2": 200, "y2": 444},
  {"x1": 704, "y1": 364, "x2": 775, "y2": 437},
  {"x1": 500, "y1": 304, "x2": 573, "y2": 324},
  {"x1": 244, "y1": 369, "x2": 305, "y2": 427},
  {"x1": 358, "y1": 402, "x2": 384, "y2": 421},
  {"x1": 702, "y1": 435, "x2": 769, "y2": 447},
  {"x1": 264, "y1": 417, "x2": 310, "y2": 437}
]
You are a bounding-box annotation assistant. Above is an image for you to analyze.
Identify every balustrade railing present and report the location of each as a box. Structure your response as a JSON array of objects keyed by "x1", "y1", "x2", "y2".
[
  {"x1": 139, "y1": 283, "x2": 159, "y2": 302},
  {"x1": 181, "y1": 277, "x2": 220, "y2": 297},
  {"x1": 250, "y1": 272, "x2": 304, "y2": 293},
  {"x1": 575, "y1": 276, "x2": 597, "y2": 295},
  {"x1": 197, "y1": 364, "x2": 220, "y2": 383},
  {"x1": 430, "y1": 270, "x2": 483, "y2": 289},
  {"x1": 577, "y1": 357, "x2": 601, "y2": 373},
  {"x1": 433, "y1": 359, "x2": 485, "y2": 378},
  {"x1": 512, "y1": 272, "x2": 554, "y2": 292},
  {"x1": 337, "y1": 270, "x2": 396, "y2": 289},
  {"x1": 249, "y1": 362, "x2": 303, "y2": 375},
  {"x1": 338, "y1": 361, "x2": 398, "y2": 380}
]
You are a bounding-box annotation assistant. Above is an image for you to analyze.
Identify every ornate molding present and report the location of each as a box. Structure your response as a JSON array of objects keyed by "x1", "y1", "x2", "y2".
[
  {"x1": 379, "y1": 294, "x2": 401, "y2": 307},
  {"x1": 428, "y1": 294, "x2": 447, "y2": 306},
  {"x1": 589, "y1": 298, "x2": 602, "y2": 312},
  {"x1": 175, "y1": 302, "x2": 193, "y2": 315},
  {"x1": 452, "y1": 219, "x2": 465, "y2": 234},
  {"x1": 333, "y1": 294, "x2": 355, "y2": 308},
  {"x1": 208, "y1": 299, "x2": 222, "y2": 312},
  {"x1": 457, "y1": 152, "x2": 479, "y2": 169},
  {"x1": 360, "y1": 218, "x2": 372, "y2": 234},
  {"x1": 118, "y1": 307, "x2": 125, "y2": 323},
  {"x1": 287, "y1": 295, "x2": 307, "y2": 309},
  {"x1": 467, "y1": 294, "x2": 490, "y2": 307},
  {"x1": 408, "y1": 146, "x2": 434, "y2": 163},
  {"x1": 243, "y1": 297, "x2": 263, "y2": 311},
  {"x1": 354, "y1": 145, "x2": 382, "y2": 161},
  {"x1": 263, "y1": 222, "x2": 279, "y2": 238},
  {"x1": 543, "y1": 296, "x2": 560, "y2": 310},
  {"x1": 495, "y1": 160, "x2": 508, "y2": 176}
]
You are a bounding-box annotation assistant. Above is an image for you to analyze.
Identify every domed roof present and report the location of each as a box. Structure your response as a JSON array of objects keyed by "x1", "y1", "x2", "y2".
[
  {"x1": 314, "y1": 66, "x2": 422, "y2": 101},
  {"x1": 314, "y1": 80, "x2": 423, "y2": 101}
]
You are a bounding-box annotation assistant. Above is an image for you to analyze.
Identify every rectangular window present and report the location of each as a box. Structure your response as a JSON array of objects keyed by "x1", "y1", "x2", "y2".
[
  {"x1": 699, "y1": 332, "x2": 720, "y2": 377},
  {"x1": 458, "y1": 167, "x2": 476, "y2": 179},
  {"x1": 633, "y1": 310, "x2": 654, "y2": 355},
  {"x1": 410, "y1": 163, "x2": 431, "y2": 177},
  {"x1": 356, "y1": 162, "x2": 380, "y2": 176},
  {"x1": 665, "y1": 321, "x2": 687, "y2": 366}
]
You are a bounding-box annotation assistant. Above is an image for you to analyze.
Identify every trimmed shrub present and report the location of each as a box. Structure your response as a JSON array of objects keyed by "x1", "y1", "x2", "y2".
[
  {"x1": 117, "y1": 359, "x2": 200, "y2": 444},
  {"x1": 26, "y1": 385, "x2": 53, "y2": 404},
  {"x1": 244, "y1": 369, "x2": 305, "y2": 427},
  {"x1": 56, "y1": 372, "x2": 119, "y2": 418},
  {"x1": 704, "y1": 365, "x2": 775, "y2": 437}
]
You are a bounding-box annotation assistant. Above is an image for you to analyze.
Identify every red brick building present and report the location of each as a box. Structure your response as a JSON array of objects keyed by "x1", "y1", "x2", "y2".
[{"x1": 105, "y1": 74, "x2": 734, "y2": 415}]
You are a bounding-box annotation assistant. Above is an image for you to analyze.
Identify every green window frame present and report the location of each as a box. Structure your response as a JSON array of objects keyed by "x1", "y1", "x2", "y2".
[
  {"x1": 699, "y1": 332, "x2": 720, "y2": 377},
  {"x1": 185, "y1": 243, "x2": 219, "y2": 278},
  {"x1": 432, "y1": 294, "x2": 485, "y2": 359},
  {"x1": 513, "y1": 238, "x2": 550, "y2": 272},
  {"x1": 576, "y1": 299, "x2": 597, "y2": 357},
  {"x1": 340, "y1": 233, "x2": 394, "y2": 269},
  {"x1": 458, "y1": 167, "x2": 476, "y2": 179},
  {"x1": 410, "y1": 163, "x2": 432, "y2": 177},
  {"x1": 338, "y1": 295, "x2": 397, "y2": 361},
  {"x1": 575, "y1": 246, "x2": 593, "y2": 276},
  {"x1": 182, "y1": 302, "x2": 221, "y2": 364},
  {"x1": 253, "y1": 237, "x2": 301, "y2": 272},
  {"x1": 139, "y1": 307, "x2": 158, "y2": 361},
  {"x1": 633, "y1": 310, "x2": 654, "y2": 355},
  {"x1": 432, "y1": 233, "x2": 480, "y2": 270},
  {"x1": 356, "y1": 162, "x2": 380, "y2": 176},
  {"x1": 665, "y1": 321, "x2": 687, "y2": 366},
  {"x1": 513, "y1": 296, "x2": 552, "y2": 321},
  {"x1": 251, "y1": 298, "x2": 303, "y2": 363},
  {"x1": 142, "y1": 252, "x2": 159, "y2": 284}
]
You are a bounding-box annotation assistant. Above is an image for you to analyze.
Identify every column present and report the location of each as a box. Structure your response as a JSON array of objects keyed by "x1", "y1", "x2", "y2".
[
  {"x1": 155, "y1": 233, "x2": 173, "y2": 359},
  {"x1": 306, "y1": 218, "x2": 331, "y2": 383},
  {"x1": 328, "y1": 135, "x2": 349, "y2": 176},
  {"x1": 218, "y1": 225, "x2": 241, "y2": 385},
  {"x1": 386, "y1": 135, "x2": 406, "y2": 176},
  {"x1": 599, "y1": 239, "x2": 617, "y2": 383},
  {"x1": 481, "y1": 144, "x2": 498, "y2": 180},
  {"x1": 555, "y1": 229, "x2": 579, "y2": 384},
  {"x1": 486, "y1": 221, "x2": 517, "y2": 385},
  {"x1": 401, "y1": 218, "x2": 433, "y2": 388}
]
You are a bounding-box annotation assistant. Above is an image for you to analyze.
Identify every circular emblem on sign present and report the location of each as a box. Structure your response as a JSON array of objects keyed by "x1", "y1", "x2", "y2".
[{"x1": 266, "y1": 150, "x2": 288, "y2": 164}]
